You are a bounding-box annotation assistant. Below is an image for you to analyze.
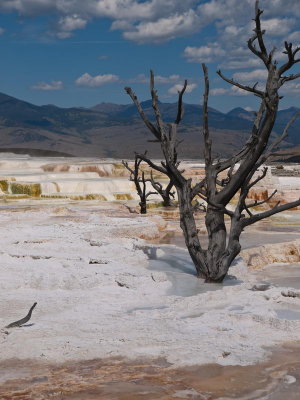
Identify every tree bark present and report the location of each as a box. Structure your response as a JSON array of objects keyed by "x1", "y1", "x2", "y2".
[
  {"x1": 204, "y1": 208, "x2": 228, "y2": 282},
  {"x1": 177, "y1": 184, "x2": 208, "y2": 279},
  {"x1": 139, "y1": 201, "x2": 147, "y2": 214},
  {"x1": 124, "y1": 1, "x2": 300, "y2": 283}
]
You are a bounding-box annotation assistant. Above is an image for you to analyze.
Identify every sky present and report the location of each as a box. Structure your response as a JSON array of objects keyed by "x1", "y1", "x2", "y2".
[{"x1": 0, "y1": 0, "x2": 299, "y2": 112}]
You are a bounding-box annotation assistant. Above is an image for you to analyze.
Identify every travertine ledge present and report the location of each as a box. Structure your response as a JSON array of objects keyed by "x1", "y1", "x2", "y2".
[{"x1": 241, "y1": 239, "x2": 300, "y2": 269}]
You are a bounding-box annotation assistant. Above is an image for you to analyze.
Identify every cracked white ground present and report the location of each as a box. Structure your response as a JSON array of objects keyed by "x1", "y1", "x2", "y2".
[{"x1": 1, "y1": 203, "x2": 300, "y2": 369}]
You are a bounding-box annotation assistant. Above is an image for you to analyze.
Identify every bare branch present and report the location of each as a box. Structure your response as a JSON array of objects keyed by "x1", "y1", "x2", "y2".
[
  {"x1": 215, "y1": 102, "x2": 266, "y2": 174},
  {"x1": 123, "y1": 0, "x2": 300, "y2": 282},
  {"x1": 190, "y1": 178, "x2": 207, "y2": 199},
  {"x1": 246, "y1": 166, "x2": 268, "y2": 191},
  {"x1": 254, "y1": 1, "x2": 268, "y2": 59},
  {"x1": 134, "y1": 152, "x2": 167, "y2": 175},
  {"x1": 246, "y1": 189, "x2": 277, "y2": 209},
  {"x1": 193, "y1": 199, "x2": 207, "y2": 213},
  {"x1": 202, "y1": 64, "x2": 212, "y2": 168},
  {"x1": 145, "y1": 191, "x2": 158, "y2": 199},
  {"x1": 175, "y1": 80, "x2": 188, "y2": 124},
  {"x1": 217, "y1": 70, "x2": 264, "y2": 97},
  {"x1": 122, "y1": 159, "x2": 134, "y2": 175},
  {"x1": 198, "y1": 194, "x2": 234, "y2": 217},
  {"x1": 150, "y1": 170, "x2": 175, "y2": 206},
  {"x1": 242, "y1": 198, "x2": 300, "y2": 227},
  {"x1": 247, "y1": 1, "x2": 268, "y2": 66},
  {"x1": 123, "y1": 204, "x2": 139, "y2": 214},
  {"x1": 234, "y1": 167, "x2": 268, "y2": 219},
  {"x1": 280, "y1": 73, "x2": 300, "y2": 85},
  {"x1": 5, "y1": 302, "x2": 37, "y2": 329},
  {"x1": 268, "y1": 46, "x2": 277, "y2": 64},
  {"x1": 150, "y1": 170, "x2": 163, "y2": 191},
  {"x1": 243, "y1": 203, "x2": 253, "y2": 217},
  {"x1": 124, "y1": 87, "x2": 160, "y2": 140},
  {"x1": 165, "y1": 180, "x2": 175, "y2": 199},
  {"x1": 150, "y1": 70, "x2": 165, "y2": 136},
  {"x1": 258, "y1": 111, "x2": 300, "y2": 164},
  {"x1": 278, "y1": 42, "x2": 300, "y2": 76}
]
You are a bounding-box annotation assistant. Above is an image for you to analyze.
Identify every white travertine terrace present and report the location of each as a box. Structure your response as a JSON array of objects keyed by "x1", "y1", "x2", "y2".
[{"x1": 0, "y1": 154, "x2": 299, "y2": 368}]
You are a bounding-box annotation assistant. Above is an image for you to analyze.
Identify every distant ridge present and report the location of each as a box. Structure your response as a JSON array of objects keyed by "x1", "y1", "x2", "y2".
[
  {"x1": 0, "y1": 148, "x2": 74, "y2": 157},
  {"x1": 0, "y1": 91, "x2": 298, "y2": 158}
]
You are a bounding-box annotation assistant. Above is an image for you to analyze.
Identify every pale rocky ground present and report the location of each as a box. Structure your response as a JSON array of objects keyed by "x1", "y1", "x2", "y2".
[
  {"x1": 1, "y1": 204, "x2": 300, "y2": 370},
  {"x1": 0, "y1": 154, "x2": 300, "y2": 374}
]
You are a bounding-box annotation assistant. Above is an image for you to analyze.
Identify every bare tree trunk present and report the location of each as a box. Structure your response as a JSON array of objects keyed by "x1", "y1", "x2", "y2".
[
  {"x1": 139, "y1": 200, "x2": 147, "y2": 214},
  {"x1": 177, "y1": 184, "x2": 208, "y2": 279},
  {"x1": 122, "y1": 156, "x2": 156, "y2": 214},
  {"x1": 124, "y1": 1, "x2": 300, "y2": 282},
  {"x1": 177, "y1": 187, "x2": 229, "y2": 282},
  {"x1": 205, "y1": 208, "x2": 228, "y2": 282},
  {"x1": 149, "y1": 171, "x2": 175, "y2": 207}
]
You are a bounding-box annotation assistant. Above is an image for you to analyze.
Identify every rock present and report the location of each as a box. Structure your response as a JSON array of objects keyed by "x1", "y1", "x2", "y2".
[
  {"x1": 284, "y1": 375, "x2": 297, "y2": 384},
  {"x1": 222, "y1": 351, "x2": 231, "y2": 358},
  {"x1": 240, "y1": 239, "x2": 300, "y2": 269},
  {"x1": 251, "y1": 283, "x2": 271, "y2": 291},
  {"x1": 281, "y1": 290, "x2": 300, "y2": 299},
  {"x1": 148, "y1": 215, "x2": 168, "y2": 231}
]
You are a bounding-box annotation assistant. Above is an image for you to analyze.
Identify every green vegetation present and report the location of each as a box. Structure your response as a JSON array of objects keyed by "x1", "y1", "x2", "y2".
[
  {"x1": 146, "y1": 202, "x2": 164, "y2": 209},
  {"x1": 72, "y1": 194, "x2": 107, "y2": 201},
  {"x1": 41, "y1": 193, "x2": 107, "y2": 201},
  {"x1": 113, "y1": 193, "x2": 133, "y2": 200},
  {"x1": 0, "y1": 180, "x2": 8, "y2": 192},
  {"x1": 0, "y1": 194, "x2": 30, "y2": 200},
  {"x1": 113, "y1": 163, "x2": 125, "y2": 169},
  {"x1": 11, "y1": 183, "x2": 42, "y2": 197}
]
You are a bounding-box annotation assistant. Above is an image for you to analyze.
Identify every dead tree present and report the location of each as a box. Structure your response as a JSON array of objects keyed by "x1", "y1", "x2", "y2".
[
  {"x1": 124, "y1": 1, "x2": 300, "y2": 282},
  {"x1": 122, "y1": 156, "x2": 156, "y2": 214},
  {"x1": 149, "y1": 171, "x2": 175, "y2": 207}
]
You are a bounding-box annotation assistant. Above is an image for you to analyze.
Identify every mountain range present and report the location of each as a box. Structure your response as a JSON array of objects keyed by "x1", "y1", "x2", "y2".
[{"x1": 0, "y1": 92, "x2": 299, "y2": 159}]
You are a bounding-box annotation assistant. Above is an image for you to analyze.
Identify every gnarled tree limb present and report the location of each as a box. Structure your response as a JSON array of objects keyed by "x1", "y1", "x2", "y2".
[{"x1": 5, "y1": 302, "x2": 37, "y2": 329}]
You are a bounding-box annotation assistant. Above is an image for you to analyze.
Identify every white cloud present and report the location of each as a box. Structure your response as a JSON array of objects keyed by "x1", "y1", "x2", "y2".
[
  {"x1": 209, "y1": 85, "x2": 251, "y2": 97},
  {"x1": 31, "y1": 80, "x2": 63, "y2": 91},
  {"x1": 168, "y1": 83, "x2": 197, "y2": 95},
  {"x1": 219, "y1": 58, "x2": 262, "y2": 70},
  {"x1": 0, "y1": 0, "x2": 200, "y2": 41},
  {"x1": 128, "y1": 73, "x2": 182, "y2": 84},
  {"x1": 0, "y1": 0, "x2": 54, "y2": 16},
  {"x1": 0, "y1": 27, "x2": 5, "y2": 35},
  {"x1": 230, "y1": 86, "x2": 251, "y2": 96},
  {"x1": 287, "y1": 31, "x2": 300, "y2": 42},
  {"x1": 75, "y1": 73, "x2": 119, "y2": 87},
  {"x1": 156, "y1": 74, "x2": 182, "y2": 84},
  {"x1": 262, "y1": 18, "x2": 295, "y2": 36},
  {"x1": 182, "y1": 1, "x2": 300, "y2": 76},
  {"x1": 280, "y1": 82, "x2": 300, "y2": 97},
  {"x1": 55, "y1": 14, "x2": 87, "y2": 38},
  {"x1": 110, "y1": 20, "x2": 133, "y2": 31},
  {"x1": 244, "y1": 106, "x2": 254, "y2": 111},
  {"x1": 184, "y1": 43, "x2": 225, "y2": 63},
  {"x1": 90, "y1": 0, "x2": 197, "y2": 21},
  {"x1": 210, "y1": 88, "x2": 227, "y2": 96},
  {"x1": 223, "y1": 25, "x2": 243, "y2": 37},
  {"x1": 233, "y1": 69, "x2": 268, "y2": 83},
  {"x1": 123, "y1": 10, "x2": 201, "y2": 43},
  {"x1": 0, "y1": 0, "x2": 299, "y2": 48}
]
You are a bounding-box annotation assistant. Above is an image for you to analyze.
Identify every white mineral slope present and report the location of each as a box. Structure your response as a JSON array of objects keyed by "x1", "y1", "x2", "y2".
[{"x1": 0, "y1": 206, "x2": 300, "y2": 368}]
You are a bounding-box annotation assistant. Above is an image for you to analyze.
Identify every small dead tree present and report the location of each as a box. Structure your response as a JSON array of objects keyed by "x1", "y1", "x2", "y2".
[
  {"x1": 149, "y1": 171, "x2": 175, "y2": 207},
  {"x1": 122, "y1": 156, "x2": 156, "y2": 214},
  {"x1": 125, "y1": 1, "x2": 300, "y2": 282}
]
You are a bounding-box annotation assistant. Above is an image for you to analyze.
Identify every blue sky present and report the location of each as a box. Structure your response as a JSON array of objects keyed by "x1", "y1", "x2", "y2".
[{"x1": 0, "y1": 0, "x2": 299, "y2": 112}]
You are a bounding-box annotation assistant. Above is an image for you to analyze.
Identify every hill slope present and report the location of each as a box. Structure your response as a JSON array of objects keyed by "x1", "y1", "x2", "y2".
[{"x1": 0, "y1": 92, "x2": 298, "y2": 158}]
